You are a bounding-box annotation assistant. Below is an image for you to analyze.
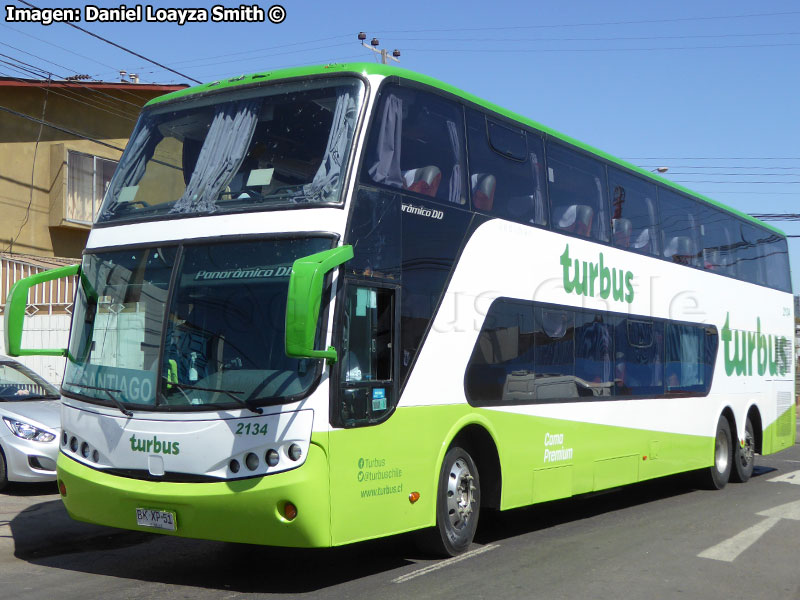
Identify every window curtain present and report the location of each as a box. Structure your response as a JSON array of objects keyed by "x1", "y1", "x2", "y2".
[
  {"x1": 302, "y1": 90, "x2": 358, "y2": 203},
  {"x1": 116, "y1": 118, "x2": 162, "y2": 190},
  {"x1": 367, "y1": 94, "x2": 404, "y2": 188},
  {"x1": 446, "y1": 119, "x2": 462, "y2": 204},
  {"x1": 171, "y1": 98, "x2": 260, "y2": 214},
  {"x1": 530, "y1": 152, "x2": 545, "y2": 225},
  {"x1": 594, "y1": 176, "x2": 608, "y2": 241}
]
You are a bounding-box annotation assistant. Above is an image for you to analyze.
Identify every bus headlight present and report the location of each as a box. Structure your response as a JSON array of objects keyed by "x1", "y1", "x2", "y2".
[{"x1": 2, "y1": 417, "x2": 56, "y2": 443}]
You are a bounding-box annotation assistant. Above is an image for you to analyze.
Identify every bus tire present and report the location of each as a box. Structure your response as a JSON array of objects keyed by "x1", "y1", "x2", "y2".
[
  {"x1": 731, "y1": 416, "x2": 755, "y2": 483},
  {"x1": 420, "y1": 446, "x2": 481, "y2": 557},
  {"x1": 698, "y1": 415, "x2": 733, "y2": 490}
]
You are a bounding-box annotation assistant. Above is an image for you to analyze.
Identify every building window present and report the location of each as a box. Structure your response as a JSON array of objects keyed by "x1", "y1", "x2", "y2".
[{"x1": 67, "y1": 151, "x2": 117, "y2": 224}]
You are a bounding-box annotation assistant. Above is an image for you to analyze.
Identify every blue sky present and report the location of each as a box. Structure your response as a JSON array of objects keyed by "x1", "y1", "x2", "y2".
[{"x1": 2, "y1": 0, "x2": 799, "y2": 291}]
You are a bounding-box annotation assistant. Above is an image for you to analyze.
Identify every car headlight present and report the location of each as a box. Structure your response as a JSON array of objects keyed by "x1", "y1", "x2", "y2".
[{"x1": 2, "y1": 417, "x2": 56, "y2": 443}]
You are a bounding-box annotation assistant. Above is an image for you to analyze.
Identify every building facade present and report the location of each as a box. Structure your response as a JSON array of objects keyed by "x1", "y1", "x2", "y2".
[{"x1": 0, "y1": 77, "x2": 186, "y2": 381}]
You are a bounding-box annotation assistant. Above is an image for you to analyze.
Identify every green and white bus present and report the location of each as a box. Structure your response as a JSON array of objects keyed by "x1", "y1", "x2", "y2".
[{"x1": 4, "y1": 63, "x2": 795, "y2": 556}]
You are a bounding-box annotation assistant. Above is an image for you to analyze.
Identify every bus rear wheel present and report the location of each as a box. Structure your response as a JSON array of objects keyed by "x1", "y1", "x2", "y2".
[
  {"x1": 731, "y1": 416, "x2": 755, "y2": 483},
  {"x1": 698, "y1": 416, "x2": 733, "y2": 490},
  {"x1": 420, "y1": 446, "x2": 481, "y2": 557}
]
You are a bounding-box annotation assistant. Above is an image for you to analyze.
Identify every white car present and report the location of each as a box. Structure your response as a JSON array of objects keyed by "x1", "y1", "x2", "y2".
[{"x1": 0, "y1": 355, "x2": 61, "y2": 490}]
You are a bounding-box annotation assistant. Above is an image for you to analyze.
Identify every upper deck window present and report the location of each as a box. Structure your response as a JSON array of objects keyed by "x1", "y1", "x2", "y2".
[
  {"x1": 361, "y1": 84, "x2": 467, "y2": 205},
  {"x1": 96, "y1": 77, "x2": 364, "y2": 224},
  {"x1": 546, "y1": 142, "x2": 610, "y2": 243}
]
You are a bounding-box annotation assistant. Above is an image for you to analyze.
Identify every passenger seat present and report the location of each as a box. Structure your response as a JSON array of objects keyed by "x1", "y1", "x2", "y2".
[
  {"x1": 471, "y1": 173, "x2": 496, "y2": 211},
  {"x1": 402, "y1": 166, "x2": 442, "y2": 198}
]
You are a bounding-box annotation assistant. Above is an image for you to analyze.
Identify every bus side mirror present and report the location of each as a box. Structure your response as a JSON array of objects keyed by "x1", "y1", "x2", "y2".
[
  {"x1": 285, "y1": 245, "x2": 353, "y2": 364},
  {"x1": 4, "y1": 264, "x2": 81, "y2": 357}
]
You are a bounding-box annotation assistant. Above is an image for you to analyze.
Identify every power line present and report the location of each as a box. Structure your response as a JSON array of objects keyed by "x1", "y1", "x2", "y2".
[
  {"x1": 166, "y1": 33, "x2": 355, "y2": 67},
  {"x1": 698, "y1": 191, "x2": 799, "y2": 195},
  {"x1": 0, "y1": 42, "x2": 147, "y2": 111},
  {"x1": 5, "y1": 75, "x2": 50, "y2": 254},
  {"x1": 636, "y1": 165, "x2": 800, "y2": 170},
  {"x1": 0, "y1": 65, "x2": 140, "y2": 122},
  {"x1": 390, "y1": 31, "x2": 800, "y2": 43},
  {"x1": 15, "y1": 0, "x2": 201, "y2": 84},
  {"x1": 178, "y1": 53, "x2": 369, "y2": 83},
  {"x1": 750, "y1": 214, "x2": 800, "y2": 220},
  {"x1": 625, "y1": 156, "x2": 800, "y2": 160},
  {"x1": 0, "y1": 103, "x2": 126, "y2": 152},
  {"x1": 672, "y1": 180, "x2": 800, "y2": 184},
  {"x1": 376, "y1": 10, "x2": 800, "y2": 34},
  {"x1": 0, "y1": 21, "x2": 118, "y2": 72},
  {"x1": 402, "y1": 41, "x2": 800, "y2": 53},
  {"x1": 167, "y1": 42, "x2": 354, "y2": 72},
  {"x1": 666, "y1": 172, "x2": 800, "y2": 177}
]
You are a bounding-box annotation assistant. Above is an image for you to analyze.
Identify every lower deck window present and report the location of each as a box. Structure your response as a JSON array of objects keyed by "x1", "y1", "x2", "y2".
[{"x1": 465, "y1": 299, "x2": 717, "y2": 406}]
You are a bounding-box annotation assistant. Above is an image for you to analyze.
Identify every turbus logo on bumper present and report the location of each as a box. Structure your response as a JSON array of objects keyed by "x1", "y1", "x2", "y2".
[{"x1": 129, "y1": 434, "x2": 180, "y2": 455}]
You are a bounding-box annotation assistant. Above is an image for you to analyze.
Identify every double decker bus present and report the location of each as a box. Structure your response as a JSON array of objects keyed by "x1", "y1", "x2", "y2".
[{"x1": 4, "y1": 63, "x2": 794, "y2": 556}]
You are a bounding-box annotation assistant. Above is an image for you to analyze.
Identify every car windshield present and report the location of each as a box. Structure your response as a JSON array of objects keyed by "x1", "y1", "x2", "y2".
[
  {"x1": 62, "y1": 237, "x2": 333, "y2": 410},
  {"x1": 0, "y1": 361, "x2": 59, "y2": 401},
  {"x1": 96, "y1": 77, "x2": 364, "y2": 224}
]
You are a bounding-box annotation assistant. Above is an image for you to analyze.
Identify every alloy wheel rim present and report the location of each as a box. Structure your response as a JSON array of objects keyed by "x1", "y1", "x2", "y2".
[
  {"x1": 715, "y1": 429, "x2": 730, "y2": 474},
  {"x1": 446, "y1": 457, "x2": 475, "y2": 531}
]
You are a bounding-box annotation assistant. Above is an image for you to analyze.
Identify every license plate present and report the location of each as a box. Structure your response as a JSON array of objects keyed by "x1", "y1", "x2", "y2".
[{"x1": 135, "y1": 508, "x2": 177, "y2": 531}]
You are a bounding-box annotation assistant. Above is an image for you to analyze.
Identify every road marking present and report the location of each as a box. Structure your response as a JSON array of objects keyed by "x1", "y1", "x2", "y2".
[
  {"x1": 757, "y1": 498, "x2": 800, "y2": 521},
  {"x1": 698, "y1": 498, "x2": 800, "y2": 562},
  {"x1": 767, "y1": 469, "x2": 800, "y2": 485},
  {"x1": 392, "y1": 544, "x2": 500, "y2": 583},
  {"x1": 698, "y1": 517, "x2": 780, "y2": 562}
]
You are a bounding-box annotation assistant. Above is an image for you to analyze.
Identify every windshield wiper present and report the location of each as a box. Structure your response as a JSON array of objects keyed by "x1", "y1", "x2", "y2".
[
  {"x1": 15, "y1": 394, "x2": 60, "y2": 400},
  {"x1": 162, "y1": 380, "x2": 263, "y2": 415},
  {"x1": 64, "y1": 382, "x2": 133, "y2": 417}
]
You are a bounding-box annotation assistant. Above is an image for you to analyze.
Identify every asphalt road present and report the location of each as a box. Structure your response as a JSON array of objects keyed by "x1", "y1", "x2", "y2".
[{"x1": 2, "y1": 426, "x2": 800, "y2": 600}]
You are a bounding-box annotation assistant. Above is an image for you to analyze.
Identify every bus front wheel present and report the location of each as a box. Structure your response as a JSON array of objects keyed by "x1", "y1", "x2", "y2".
[
  {"x1": 731, "y1": 416, "x2": 755, "y2": 483},
  {"x1": 698, "y1": 416, "x2": 733, "y2": 490},
  {"x1": 420, "y1": 446, "x2": 481, "y2": 557}
]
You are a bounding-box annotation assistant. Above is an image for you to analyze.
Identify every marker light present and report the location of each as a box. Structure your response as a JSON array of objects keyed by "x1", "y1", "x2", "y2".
[
  {"x1": 409, "y1": 492, "x2": 420, "y2": 504},
  {"x1": 288, "y1": 444, "x2": 302, "y2": 461},
  {"x1": 245, "y1": 452, "x2": 259, "y2": 471},
  {"x1": 58, "y1": 479, "x2": 67, "y2": 497},
  {"x1": 283, "y1": 502, "x2": 298, "y2": 521},
  {"x1": 266, "y1": 449, "x2": 279, "y2": 467}
]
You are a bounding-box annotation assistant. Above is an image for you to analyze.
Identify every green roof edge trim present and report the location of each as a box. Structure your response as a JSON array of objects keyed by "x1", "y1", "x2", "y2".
[{"x1": 144, "y1": 62, "x2": 785, "y2": 237}]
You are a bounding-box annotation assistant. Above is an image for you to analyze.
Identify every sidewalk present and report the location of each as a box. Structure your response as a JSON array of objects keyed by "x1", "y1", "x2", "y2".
[{"x1": 0, "y1": 483, "x2": 123, "y2": 561}]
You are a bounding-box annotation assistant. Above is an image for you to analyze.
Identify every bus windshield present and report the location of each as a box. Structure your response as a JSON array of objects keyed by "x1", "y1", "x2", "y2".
[
  {"x1": 62, "y1": 237, "x2": 333, "y2": 410},
  {"x1": 96, "y1": 77, "x2": 364, "y2": 224}
]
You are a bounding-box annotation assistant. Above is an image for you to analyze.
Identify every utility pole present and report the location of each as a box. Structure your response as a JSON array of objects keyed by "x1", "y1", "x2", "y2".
[{"x1": 358, "y1": 32, "x2": 400, "y2": 64}]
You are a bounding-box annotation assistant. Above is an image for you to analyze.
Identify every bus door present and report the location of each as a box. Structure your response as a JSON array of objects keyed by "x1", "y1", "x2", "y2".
[{"x1": 328, "y1": 280, "x2": 408, "y2": 544}]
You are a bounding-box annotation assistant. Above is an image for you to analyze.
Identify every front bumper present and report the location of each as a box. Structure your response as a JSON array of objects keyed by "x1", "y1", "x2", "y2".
[
  {"x1": 57, "y1": 443, "x2": 331, "y2": 547},
  {"x1": 1, "y1": 434, "x2": 58, "y2": 483}
]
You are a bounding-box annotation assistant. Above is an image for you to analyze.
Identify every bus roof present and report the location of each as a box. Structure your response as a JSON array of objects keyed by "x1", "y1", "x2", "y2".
[{"x1": 146, "y1": 62, "x2": 784, "y2": 237}]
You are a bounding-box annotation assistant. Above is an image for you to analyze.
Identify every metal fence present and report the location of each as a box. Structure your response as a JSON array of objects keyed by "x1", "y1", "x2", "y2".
[
  {"x1": 0, "y1": 254, "x2": 78, "y2": 315},
  {"x1": 0, "y1": 253, "x2": 79, "y2": 384}
]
